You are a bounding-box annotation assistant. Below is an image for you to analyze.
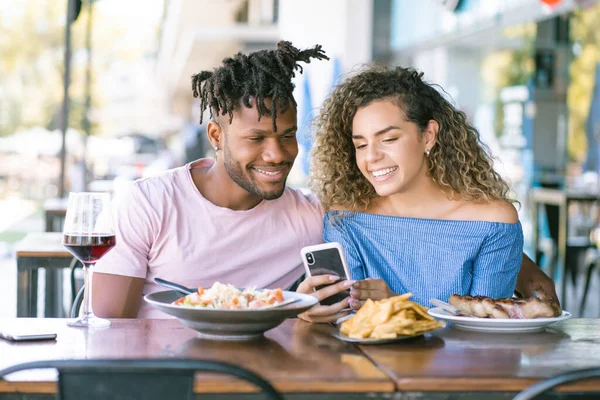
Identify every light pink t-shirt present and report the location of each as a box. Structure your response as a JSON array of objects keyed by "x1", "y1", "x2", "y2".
[{"x1": 94, "y1": 159, "x2": 324, "y2": 318}]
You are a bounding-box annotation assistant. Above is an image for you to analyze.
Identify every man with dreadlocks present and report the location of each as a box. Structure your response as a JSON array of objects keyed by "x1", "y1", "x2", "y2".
[{"x1": 92, "y1": 41, "x2": 351, "y2": 322}]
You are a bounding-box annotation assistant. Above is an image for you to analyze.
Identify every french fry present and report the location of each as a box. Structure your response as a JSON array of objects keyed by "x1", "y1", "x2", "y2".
[
  {"x1": 349, "y1": 326, "x2": 375, "y2": 339},
  {"x1": 339, "y1": 293, "x2": 444, "y2": 340},
  {"x1": 392, "y1": 293, "x2": 413, "y2": 302},
  {"x1": 341, "y1": 298, "x2": 375, "y2": 335},
  {"x1": 369, "y1": 299, "x2": 394, "y2": 326},
  {"x1": 409, "y1": 303, "x2": 434, "y2": 321}
]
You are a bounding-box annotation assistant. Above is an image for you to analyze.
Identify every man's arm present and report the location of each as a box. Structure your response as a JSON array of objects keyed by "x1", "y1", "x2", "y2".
[
  {"x1": 92, "y1": 273, "x2": 145, "y2": 318},
  {"x1": 516, "y1": 253, "x2": 559, "y2": 306},
  {"x1": 92, "y1": 183, "x2": 157, "y2": 318}
]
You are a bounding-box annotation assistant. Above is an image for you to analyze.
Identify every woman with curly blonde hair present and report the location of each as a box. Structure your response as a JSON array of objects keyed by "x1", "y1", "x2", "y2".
[{"x1": 310, "y1": 65, "x2": 524, "y2": 309}]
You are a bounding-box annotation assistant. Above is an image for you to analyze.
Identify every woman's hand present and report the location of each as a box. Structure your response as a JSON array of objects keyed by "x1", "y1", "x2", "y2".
[
  {"x1": 296, "y1": 275, "x2": 354, "y2": 323},
  {"x1": 348, "y1": 278, "x2": 395, "y2": 310}
]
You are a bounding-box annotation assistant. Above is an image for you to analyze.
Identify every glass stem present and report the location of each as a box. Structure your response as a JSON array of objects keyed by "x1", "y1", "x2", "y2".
[{"x1": 81, "y1": 262, "x2": 95, "y2": 319}]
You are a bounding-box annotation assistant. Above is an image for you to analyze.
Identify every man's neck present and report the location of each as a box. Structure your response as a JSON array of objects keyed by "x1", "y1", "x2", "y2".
[{"x1": 191, "y1": 161, "x2": 263, "y2": 211}]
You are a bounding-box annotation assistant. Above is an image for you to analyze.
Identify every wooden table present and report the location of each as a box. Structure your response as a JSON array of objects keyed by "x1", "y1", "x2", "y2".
[
  {"x1": 530, "y1": 187, "x2": 599, "y2": 308},
  {"x1": 0, "y1": 319, "x2": 393, "y2": 399},
  {"x1": 360, "y1": 319, "x2": 600, "y2": 395},
  {"x1": 1, "y1": 318, "x2": 600, "y2": 399},
  {"x1": 42, "y1": 197, "x2": 67, "y2": 232},
  {"x1": 15, "y1": 233, "x2": 74, "y2": 318}
]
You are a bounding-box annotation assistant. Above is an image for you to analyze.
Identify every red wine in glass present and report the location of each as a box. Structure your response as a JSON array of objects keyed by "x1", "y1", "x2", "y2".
[
  {"x1": 63, "y1": 192, "x2": 114, "y2": 328},
  {"x1": 63, "y1": 234, "x2": 116, "y2": 263}
]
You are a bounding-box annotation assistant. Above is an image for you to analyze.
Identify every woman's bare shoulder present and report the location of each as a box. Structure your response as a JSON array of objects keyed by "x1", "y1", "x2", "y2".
[{"x1": 462, "y1": 199, "x2": 519, "y2": 224}]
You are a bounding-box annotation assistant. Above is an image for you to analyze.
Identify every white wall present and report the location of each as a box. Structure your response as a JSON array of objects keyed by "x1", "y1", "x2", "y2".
[
  {"x1": 279, "y1": 0, "x2": 373, "y2": 105},
  {"x1": 278, "y1": 0, "x2": 374, "y2": 185},
  {"x1": 413, "y1": 47, "x2": 449, "y2": 89}
]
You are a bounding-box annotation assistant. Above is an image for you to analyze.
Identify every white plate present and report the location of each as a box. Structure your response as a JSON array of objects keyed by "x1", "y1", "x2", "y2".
[
  {"x1": 144, "y1": 290, "x2": 318, "y2": 340},
  {"x1": 331, "y1": 331, "x2": 425, "y2": 345},
  {"x1": 427, "y1": 307, "x2": 571, "y2": 333}
]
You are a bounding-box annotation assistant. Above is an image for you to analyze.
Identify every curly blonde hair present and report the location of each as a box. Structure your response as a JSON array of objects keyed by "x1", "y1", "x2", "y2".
[{"x1": 310, "y1": 65, "x2": 513, "y2": 212}]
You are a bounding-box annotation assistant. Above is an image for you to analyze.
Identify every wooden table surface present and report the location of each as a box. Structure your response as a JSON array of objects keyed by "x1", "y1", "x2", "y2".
[
  {"x1": 360, "y1": 318, "x2": 600, "y2": 392},
  {"x1": 15, "y1": 233, "x2": 70, "y2": 258},
  {"x1": 0, "y1": 318, "x2": 394, "y2": 394},
  {"x1": 2, "y1": 318, "x2": 600, "y2": 396}
]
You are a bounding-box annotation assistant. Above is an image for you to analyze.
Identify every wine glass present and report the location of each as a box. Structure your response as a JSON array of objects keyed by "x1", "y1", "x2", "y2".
[{"x1": 63, "y1": 192, "x2": 116, "y2": 328}]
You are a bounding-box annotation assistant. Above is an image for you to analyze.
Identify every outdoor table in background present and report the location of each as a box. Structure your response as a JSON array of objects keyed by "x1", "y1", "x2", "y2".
[
  {"x1": 15, "y1": 232, "x2": 73, "y2": 318},
  {"x1": 42, "y1": 197, "x2": 68, "y2": 233},
  {"x1": 530, "y1": 187, "x2": 599, "y2": 308}
]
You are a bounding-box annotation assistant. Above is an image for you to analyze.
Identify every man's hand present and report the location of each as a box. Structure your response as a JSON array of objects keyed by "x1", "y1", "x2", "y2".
[
  {"x1": 348, "y1": 278, "x2": 395, "y2": 310},
  {"x1": 516, "y1": 254, "x2": 560, "y2": 308},
  {"x1": 296, "y1": 275, "x2": 354, "y2": 323}
]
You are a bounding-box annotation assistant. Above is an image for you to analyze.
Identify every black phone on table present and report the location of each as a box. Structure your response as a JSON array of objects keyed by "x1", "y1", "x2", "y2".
[{"x1": 301, "y1": 242, "x2": 352, "y2": 306}]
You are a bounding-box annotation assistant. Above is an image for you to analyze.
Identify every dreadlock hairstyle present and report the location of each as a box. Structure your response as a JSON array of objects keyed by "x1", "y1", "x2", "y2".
[{"x1": 191, "y1": 41, "x2": 329, "y2": 131}]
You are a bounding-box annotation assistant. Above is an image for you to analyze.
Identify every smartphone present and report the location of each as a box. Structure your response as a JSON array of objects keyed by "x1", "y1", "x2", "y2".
[
  {"x1": 301, "y1": 242, "x2": 352, "y2": 306},
  {"x1": 0, "y1": 329, "x2": 57, "y2": 342}
]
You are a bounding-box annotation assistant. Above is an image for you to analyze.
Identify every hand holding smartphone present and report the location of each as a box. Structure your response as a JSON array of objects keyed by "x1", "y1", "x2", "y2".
[{"x1": 301, "y1": 242, "x2": 352, "y2": 306}]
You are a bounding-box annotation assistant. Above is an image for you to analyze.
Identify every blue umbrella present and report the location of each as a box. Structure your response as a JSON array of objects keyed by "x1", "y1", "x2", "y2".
[
  {"x1": 584, "y1": 62, "x2": 600, "y2": 172},
  {"x1": 331, "y1": 57, "x2": 342, "y2": 87},
  {"x1": 296, "y1": 57, "x2": 342, "y2": 175},
  {"x1": 297, "y1": 58, "x2": 343, "y2": 176},
  {"x1": 297, "y1": 73, "x2": 314, "y2": 176}
]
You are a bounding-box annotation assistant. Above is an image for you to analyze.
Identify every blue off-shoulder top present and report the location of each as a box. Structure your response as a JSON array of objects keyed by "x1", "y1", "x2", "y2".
[{"x1": 323, "y1": 212, "x2": 523, "y2": 307}]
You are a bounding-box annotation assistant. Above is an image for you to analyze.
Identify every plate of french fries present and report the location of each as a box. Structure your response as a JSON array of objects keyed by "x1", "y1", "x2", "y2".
[{"x1": 334, "y1": 293, "x2": 446, "y2": 344}]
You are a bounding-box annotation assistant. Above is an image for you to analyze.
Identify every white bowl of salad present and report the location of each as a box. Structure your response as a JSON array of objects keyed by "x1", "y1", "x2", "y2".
[{"x1": 144, "y1": 282, "x2": 318, "y2": 340}]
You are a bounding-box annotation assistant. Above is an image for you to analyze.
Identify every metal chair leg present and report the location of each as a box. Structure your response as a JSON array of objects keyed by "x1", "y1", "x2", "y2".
[
  {"x1": 68, "y1": 257, "x2": 81, "y2": 304},
  {"x1": 579, "y1": 258, "x2": 598, "y2": 316}
]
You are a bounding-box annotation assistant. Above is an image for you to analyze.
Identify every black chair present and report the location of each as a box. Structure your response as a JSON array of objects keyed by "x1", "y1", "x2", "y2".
[
  {"x1": 70, "y1": 285, "x2": 85, "y2": 318},
  {"x1": 68, "y1": 257, "x2": 82, "y2": 304},
  {"x1": 536, "y1": 198, "x2": 597, "y2": 310},
  {"x1": 579, "y1": 248, "x2": 599, "y2": 315},
  {"x1": 0, "y1": 359, "x2": 283, "y2": 400},
  {"x1": 513, "y1": 367, "x2": 600, "y2": 400}
]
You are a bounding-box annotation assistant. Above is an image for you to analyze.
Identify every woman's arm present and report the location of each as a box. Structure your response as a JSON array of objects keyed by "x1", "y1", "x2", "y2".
[{"x1": 470, "y1": 221, "x2": 523, "y2": 298}]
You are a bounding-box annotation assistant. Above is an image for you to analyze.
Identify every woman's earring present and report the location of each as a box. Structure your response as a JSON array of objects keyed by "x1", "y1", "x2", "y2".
[{"x1": 425, "y1": 148, "x2": 430, "y2": 157}]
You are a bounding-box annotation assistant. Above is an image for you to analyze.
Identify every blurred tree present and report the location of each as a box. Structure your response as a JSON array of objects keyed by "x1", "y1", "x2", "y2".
[
  {"x1": 567, "y1": 2, "x2": 600, "y2": 164},
  {"x1": 480, "y1": 23, "x2": 536, "y2": 137},
  {"x1": 0, "y1": 1, "x2": 65, "y2": 135},
  {"x1": 0, "y1": 0, "x2": 136, "y2": 137}
]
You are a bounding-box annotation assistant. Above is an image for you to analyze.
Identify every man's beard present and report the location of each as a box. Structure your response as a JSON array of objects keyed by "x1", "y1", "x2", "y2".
[{"x1": 223, "y1": 143, "x2": 288, "y2": 200}]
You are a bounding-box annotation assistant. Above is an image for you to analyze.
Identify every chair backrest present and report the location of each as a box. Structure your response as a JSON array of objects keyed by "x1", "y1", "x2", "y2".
[
  {"x1": 0, "y1": 359, "x2": 283, "y2": 400},
  {"x1": 513, "y1": 368, "x2": 600, "y2": 400},
  {"x1": 70, "y1": 285, "x2": 85, "y2": 318}
]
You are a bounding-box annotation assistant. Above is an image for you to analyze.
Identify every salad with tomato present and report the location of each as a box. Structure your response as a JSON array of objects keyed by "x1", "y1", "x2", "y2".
[{"x1": 172, "y1": 282, "x2": 285, "y2": 310}]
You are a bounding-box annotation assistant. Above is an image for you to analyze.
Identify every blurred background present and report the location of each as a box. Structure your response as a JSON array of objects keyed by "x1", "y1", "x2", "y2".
[{"x1": 2, "y1": 0, "x2": 600, "y2": 318}]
